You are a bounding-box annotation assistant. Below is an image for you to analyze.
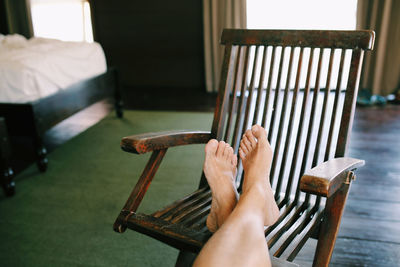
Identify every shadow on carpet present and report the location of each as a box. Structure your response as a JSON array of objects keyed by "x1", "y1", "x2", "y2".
[{"x1": 0, "y1": 110, "x2": 213, "y2": 267}]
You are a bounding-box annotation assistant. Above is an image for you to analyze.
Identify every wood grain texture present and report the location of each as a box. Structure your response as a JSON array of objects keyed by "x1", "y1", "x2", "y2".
[
  {"x1": 300, "y1": 157, "x2": 364, "y2": 197},
  {"x1": 113, "y1": 149, "x2": 167, "y2": 233},
  {"x1": 125, "y1": 212, "x2": 208, "y2": 253},
  {"x1": 121, "y1": 130, "x2": 211, "y2": 154},
  {"x1": 313, "y1": 184, "x2": 350, "y2": 267},
  {"x1": 221, "y1": 29, "x2": 375, "y2": 50}
]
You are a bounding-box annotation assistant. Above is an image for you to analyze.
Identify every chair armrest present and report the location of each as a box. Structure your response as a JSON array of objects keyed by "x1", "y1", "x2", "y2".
[
  {"x1": 121, "y1": 130, "x2": 212, "y2": 154},
  {"x1": 300, "y1": 157, "x2": 365, "y2": 197}
]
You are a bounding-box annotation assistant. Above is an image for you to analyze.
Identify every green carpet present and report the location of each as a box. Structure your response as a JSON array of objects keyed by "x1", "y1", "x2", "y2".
[{"x1": 0, "y1": 110, "x2": 213, "y2": 267}]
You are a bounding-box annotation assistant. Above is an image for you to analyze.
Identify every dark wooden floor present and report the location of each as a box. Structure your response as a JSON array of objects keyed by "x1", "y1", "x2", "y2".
[
  {"x1": 10, "y1": 97, "x2": 400, "y2": 266},
  {"x1": 335, "y1": 104, "x2": 400, "y2": 266},
  {"x1": 295, "y1": 104, "x2": 400, "y2": 266}
]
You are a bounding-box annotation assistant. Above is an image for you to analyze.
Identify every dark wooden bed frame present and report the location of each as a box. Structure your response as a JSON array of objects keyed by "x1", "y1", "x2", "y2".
[{"x1": 0, "y1": 67, "x2": 123, "y2": 196}]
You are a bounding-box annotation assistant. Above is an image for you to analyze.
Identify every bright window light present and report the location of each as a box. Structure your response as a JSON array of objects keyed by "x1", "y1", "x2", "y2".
[
  {"x1": 246, "y1": 0, "x2": 358, "y2": 90},
  {"x1": 31, "y1": 0, "x2": 93, "y2": 42},
  {"x1": 247, "y1": 0, "x2": 357, "y2": 30}
]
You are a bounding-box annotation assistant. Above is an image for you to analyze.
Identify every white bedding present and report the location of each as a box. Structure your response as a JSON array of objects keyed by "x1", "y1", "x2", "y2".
[{"x1": 0, "y1": 34, "x2": 107, "y2": 103}]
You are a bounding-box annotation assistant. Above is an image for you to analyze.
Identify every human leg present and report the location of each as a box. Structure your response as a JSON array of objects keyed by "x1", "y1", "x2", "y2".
[
  {"x1": 194, "y1": 192, "x2": 272, "y2": 267},
  {"x1": 194, "y1": 125, "x2": 279, "y2": 267},
  {"x1": 239, "y1": 125, "x2": 280, "y2": 225}
]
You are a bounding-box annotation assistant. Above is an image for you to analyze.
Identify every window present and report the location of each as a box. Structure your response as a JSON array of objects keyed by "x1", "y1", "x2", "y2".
[
  {"x1": 30, "y1": 0, "x2": 93, "y2": 42},
  {"x1": 246, "y1": 0, "x2": 358, "y2": 91},
  {"x1": 247, "y1": 0, "x2": 357, "y2": 30}
]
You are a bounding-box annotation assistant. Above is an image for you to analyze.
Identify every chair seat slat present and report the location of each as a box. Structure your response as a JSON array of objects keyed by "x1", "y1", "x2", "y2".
[
  {"x1": 152, "y1": 187, "x2": 208, "y2": 218},
  {"x1": 267, "y1": 203, "x2": 309, "y2": 248},
  {"x1": 161, "y1": 191, "x2": 211, "y2": 221},
  {"x1": 180, "y1": 205, "x2": 212, "y2": 227},
  {"x1": 126, "y1": 213, "x2": 207, "y2": 253},
  {"x1": 170, "y1": 198, "x2": 211, "y2": 223},
  {"x1": 273, "y1": 206, "x2": 320, "y2": 257},
  {"x1": 286, "y1": 211, "x2": 324, "y2": 261},
  {"x1": 265, "y1": 201, "x2": 301, "y2": 236}
]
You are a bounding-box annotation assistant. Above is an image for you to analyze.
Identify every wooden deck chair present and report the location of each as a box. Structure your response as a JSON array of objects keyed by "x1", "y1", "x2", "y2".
[{"x1": 113, "y1": 29, "x2": 375, "y2": 266}]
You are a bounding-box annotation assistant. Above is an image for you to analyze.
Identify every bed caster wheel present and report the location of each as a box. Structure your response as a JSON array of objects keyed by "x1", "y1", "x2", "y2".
[
  {"x1": 3, "y1": 181, "x2": 15, "y2": 196},
  {"x1": 2, "y1": 168, "x2": 15, "y2": 197},
  {"x1": 36, "y1": 147, "x2": 48, "y2": 172},
  {"x1": 116, "y1": 109, "x2": 123, "y2": 118},
  {"x1": 37, "y1": 158, "x2": 48, "y2": 172},
  {"x1": 115, "y1": 102, "x2": 123, "y2": 118}
]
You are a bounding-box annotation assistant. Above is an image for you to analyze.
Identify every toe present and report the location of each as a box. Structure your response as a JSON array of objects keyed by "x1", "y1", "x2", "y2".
[
  {"x1": 224, "y1": 144, "x2": 232, "y2": 159},
  {"x1": 242, "y1": 134, "x2": 252, "y2": 152},
  {"x1": 239, "y1": 148, "x2": 246, "y2": 161},
  {"x1": 245, "y1": 129, "x2": 257, "y2": 148},
  {"x1": 205, "y1": 139, "x2": 218, "y2": 155},
  {"x1": 240, "y1": 139, "x2": 249, "y2": 154},
  {"x1": 231, "y1": 153, "x2": 237, "y2": 167},
  {"x1": 226, "y1": 146, "x2": 233, "y2": 160},
  {"x1": 251, "y1": 125, "x2": 267, "y2": 143},
  {"x1": 216, "y1": 141, "x2": 226, "y2": 157}
]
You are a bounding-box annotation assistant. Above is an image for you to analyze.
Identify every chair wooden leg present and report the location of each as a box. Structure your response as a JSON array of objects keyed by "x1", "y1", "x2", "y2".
[
  {"x1": 113, "y1": 149, "x2": 167, "y2": 233},
  {"x1": 312, "y1": 183, "x2": 350, "y2": 267},
  {"x1": 175, "y1": 250, "x2": 197, "y2": 267}
]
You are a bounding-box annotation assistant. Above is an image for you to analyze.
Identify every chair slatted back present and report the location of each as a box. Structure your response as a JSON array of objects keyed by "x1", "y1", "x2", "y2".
[{"x1": 209, "y1": 29, "x2": 374, "y2": 204}]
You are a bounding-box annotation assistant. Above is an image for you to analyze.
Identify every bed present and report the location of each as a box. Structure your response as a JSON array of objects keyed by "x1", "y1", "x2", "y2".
[{"x1": 0, "y1": 34, "x2": 122, "y2": 195}]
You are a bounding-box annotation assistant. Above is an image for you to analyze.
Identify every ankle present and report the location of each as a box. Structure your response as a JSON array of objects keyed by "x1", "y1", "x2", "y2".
[
  {"x1": 230, "y1": 196, "x2": 265, "y2": 223},
  {"x1": 242, "y1": 176, "x2": 269, "y2": 196},
  {"x1": 240, "y1": 184, "x2": 268, "y2": 208}
]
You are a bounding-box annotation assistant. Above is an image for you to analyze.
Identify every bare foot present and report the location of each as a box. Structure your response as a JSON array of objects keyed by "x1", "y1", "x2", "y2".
[
  {"x1": 204, "y1": 139, "x2": 238, "y2": 232},
  {"x1": 239, "y1": 125, "x2": 279, "y2": 226}
]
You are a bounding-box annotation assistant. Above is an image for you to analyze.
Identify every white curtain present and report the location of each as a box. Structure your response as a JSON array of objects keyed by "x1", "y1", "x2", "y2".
[{"x1": 203, "y1": 0, "x2": 247, "y2": 93}]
